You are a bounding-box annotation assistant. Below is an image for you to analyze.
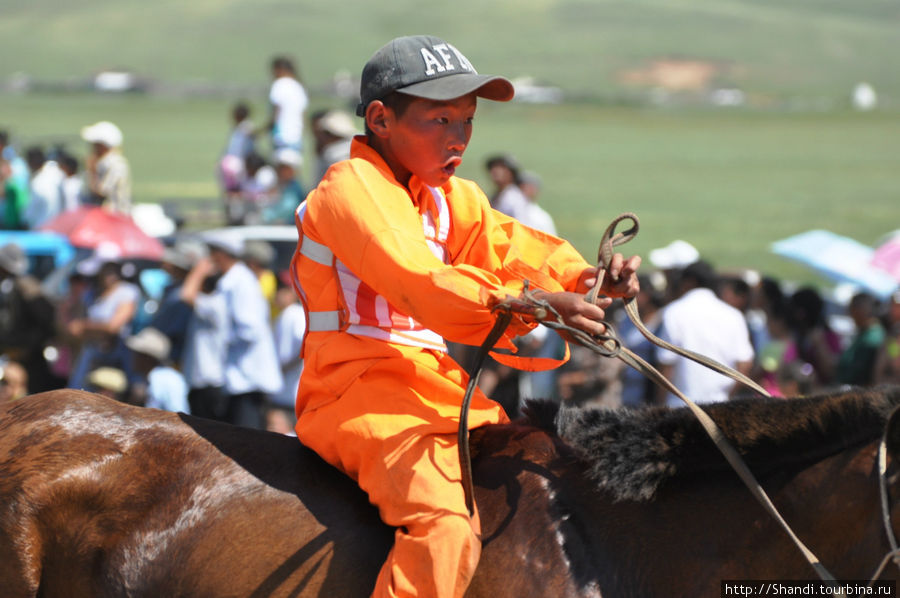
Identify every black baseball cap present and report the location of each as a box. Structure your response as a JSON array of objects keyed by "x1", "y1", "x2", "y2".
[{"x1": 356, "y1": 35, "x2": 515, "y2": 116}]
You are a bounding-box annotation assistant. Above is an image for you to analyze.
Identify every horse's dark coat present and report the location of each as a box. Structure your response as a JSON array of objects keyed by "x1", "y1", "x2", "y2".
[{"x1": 553, "y1": 387, "x2": 900, "y2": 501}]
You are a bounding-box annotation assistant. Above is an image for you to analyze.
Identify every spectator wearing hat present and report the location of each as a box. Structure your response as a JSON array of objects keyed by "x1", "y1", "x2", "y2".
[
  {"x1": 0, "y1": 130, "x2": 31, "y2": 230},
  {"x1": 204, "y1": 231, "x2": 282, "y2": 429},
  {"x1": 262, "y1": 148, "x2": 306, "y2": 225},
  {"x1": 311, "y1": 109, "x2": 356, "y2": 184},
  {"x1": 66, "y1": 242, "x2": 140, "y2": 390},
  {"x1": 656, "y1": 259, "x2": 755, "y2": 406},
  {"x1": 86, "y1": 366, "x2": 128, "y2": 400},
  {"x1": 0, "y1": 242, "x2": 56, "y2": 393},
  {"x1": 648, "y1": 239, "x2": 700, "y2": 303},
  {"x1": 149, "y1": 240, "x2": 208, "y2": 363},
  {"x1": 81, "y1": 120, "x2": 131, "y2": 214},
  {"x1": 125, "y1": 326, "x2": 189, "y2": 413}
]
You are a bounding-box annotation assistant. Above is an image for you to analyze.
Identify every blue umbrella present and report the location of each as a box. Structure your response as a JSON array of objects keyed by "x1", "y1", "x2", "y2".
[
  {"x1": 0, "y1": 230, "x2": 76, "y2": 278},
  {"x1": 771, "y1": 230, "x2": 899, "y2": 300}
]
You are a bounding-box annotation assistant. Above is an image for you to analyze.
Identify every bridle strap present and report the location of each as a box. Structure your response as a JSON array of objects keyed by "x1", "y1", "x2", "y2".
[{"x1": 869, "y1": 433, "x2": 900, "y2": 584}]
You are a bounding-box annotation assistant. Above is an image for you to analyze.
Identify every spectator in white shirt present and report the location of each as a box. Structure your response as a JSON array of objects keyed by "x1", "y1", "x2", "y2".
[
  {"x1": 657, "y1": 260, "x2": 755, "y2": 407},
  {"x1": 204, "y1": 231, "x2": 282, "y2": 429},
  {"x1": 517, "y1": 170, "x2": 557, "y2": 236},
  {"x1": 23, "y1": 146, "x2": 64, "y2": 229},
  {"x1": 265, "y1": 56, "x2": 309, "y2": 154},
  {"x1": 179, "y1": 256, "x2": 229, "y2": 422}
]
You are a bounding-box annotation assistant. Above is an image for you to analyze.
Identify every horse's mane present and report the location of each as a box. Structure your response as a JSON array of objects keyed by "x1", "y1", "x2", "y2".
[{"x1": 530, "y1": 387, "x2": 900, "y2": 502}]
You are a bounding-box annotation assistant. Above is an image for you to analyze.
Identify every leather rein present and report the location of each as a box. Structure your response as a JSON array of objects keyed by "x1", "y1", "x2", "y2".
[{"x1": 458, "y1": 212, "x2": 900, "y2": 586}]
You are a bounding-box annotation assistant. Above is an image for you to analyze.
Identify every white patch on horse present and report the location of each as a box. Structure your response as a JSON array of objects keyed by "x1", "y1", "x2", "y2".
[{"x1": 119, "y1": 464, "x2": 258, "y2": 579}]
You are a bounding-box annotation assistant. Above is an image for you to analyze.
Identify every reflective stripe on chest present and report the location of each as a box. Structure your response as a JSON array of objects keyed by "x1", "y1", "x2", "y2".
[{"x1": 297, "y1": 187, "x2": 450, "y2": 350}]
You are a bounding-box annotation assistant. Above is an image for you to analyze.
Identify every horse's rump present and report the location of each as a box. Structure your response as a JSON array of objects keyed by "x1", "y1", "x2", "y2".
[{"x1": 0, "y1": 390, "x2": 391, "y2": 597}]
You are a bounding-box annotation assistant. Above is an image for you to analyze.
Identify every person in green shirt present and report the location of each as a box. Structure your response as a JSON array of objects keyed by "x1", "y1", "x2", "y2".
[
  {"x1": 836, "y1": 292, "x2": 885, "y2": 386},
  {"x1": 0, "y1": 131, "x2": 31, "y2": 230}
]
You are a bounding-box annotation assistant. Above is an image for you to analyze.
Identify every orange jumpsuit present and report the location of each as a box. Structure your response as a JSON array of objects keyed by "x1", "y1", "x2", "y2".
[{"x1": 292, "y1": 138, "x2": 590, "y2": 598}]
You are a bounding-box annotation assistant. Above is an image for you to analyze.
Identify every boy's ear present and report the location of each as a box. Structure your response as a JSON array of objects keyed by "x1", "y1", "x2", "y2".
[{"x1": 365, "y1": 101, "x2": 392, "y2": 139}]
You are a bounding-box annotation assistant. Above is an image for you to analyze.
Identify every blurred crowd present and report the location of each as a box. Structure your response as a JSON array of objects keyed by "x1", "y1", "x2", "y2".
[
  {"x1": 3, "y1": 53, "x2": 899, "y2": 434},
  {"x1": 217, "y1": 56, "x2": 357, "y2": 227},
  {"x1": 0, "y1": 120, "x2": 131, "y2": 231},
  {"x1": 0, "y1": 233, "x2": 304, "y2": 435},
  {"x1": 472, "y1": 232, "x2": 900, "y2": 419}
]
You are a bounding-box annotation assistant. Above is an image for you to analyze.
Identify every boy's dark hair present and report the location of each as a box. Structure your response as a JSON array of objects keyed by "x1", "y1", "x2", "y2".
[
  {"x1": 363, "y1": 92, "x2": 416, "y2": 137},
  {"x1": 0, "y1": 130, "x2": 8, "y2": 147}
]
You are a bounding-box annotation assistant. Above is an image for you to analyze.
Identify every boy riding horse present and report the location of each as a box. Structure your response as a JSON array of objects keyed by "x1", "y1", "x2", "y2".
[{"x1": 290, "y1": 35, "x2": 640, "y2": 597}]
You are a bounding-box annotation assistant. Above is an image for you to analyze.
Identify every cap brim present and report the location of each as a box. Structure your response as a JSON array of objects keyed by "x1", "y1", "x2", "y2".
[{"x1": 398, "y1": 74, "x2": 514, "y2": 104}]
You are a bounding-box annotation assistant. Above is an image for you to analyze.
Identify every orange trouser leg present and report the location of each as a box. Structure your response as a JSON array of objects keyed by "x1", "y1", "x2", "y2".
[{"x1": 296, "y1": 350, "x2": 507, "y2": 598}]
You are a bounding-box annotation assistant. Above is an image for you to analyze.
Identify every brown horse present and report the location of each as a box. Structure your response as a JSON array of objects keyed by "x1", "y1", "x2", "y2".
[{"x1": 2, "y1": 387, "x2": 900, "y2": 597}]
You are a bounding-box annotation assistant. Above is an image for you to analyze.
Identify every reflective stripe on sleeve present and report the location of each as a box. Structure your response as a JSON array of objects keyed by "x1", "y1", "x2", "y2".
[
  {"x1": 308, "y1": 310, "x2": 341, "y2": 332},
  {"x1": 300, "y1": 236, "x2": 334, "y2": 266}
]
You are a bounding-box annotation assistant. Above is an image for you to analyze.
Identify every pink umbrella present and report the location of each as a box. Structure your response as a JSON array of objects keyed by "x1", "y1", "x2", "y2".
[
  {"x1": 871, "y1": 235, "x2": 900, "y2": 281},
  {"x1": 40, "y1": 206, "x2": 164, "y2": 260}
]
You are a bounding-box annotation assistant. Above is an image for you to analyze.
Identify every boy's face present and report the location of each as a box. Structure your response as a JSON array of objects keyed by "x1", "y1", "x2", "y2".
[{"x1": 372, "y1": 93, "x2": 476, "y2": 188}]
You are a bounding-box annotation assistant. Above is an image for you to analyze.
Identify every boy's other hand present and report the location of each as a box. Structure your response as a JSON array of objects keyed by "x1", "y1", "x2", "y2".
[{"x1": 576, "y1": 254, "x2": 642, "y2": 299}]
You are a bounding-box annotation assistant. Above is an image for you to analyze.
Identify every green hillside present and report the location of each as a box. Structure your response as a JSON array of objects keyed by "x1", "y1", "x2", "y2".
[
  {"x1": 2, "y1": 1, "x2": 899, "y2": 286},
  {"x1": 2, "y1": 0, "x2": 899, "y2": 103}
]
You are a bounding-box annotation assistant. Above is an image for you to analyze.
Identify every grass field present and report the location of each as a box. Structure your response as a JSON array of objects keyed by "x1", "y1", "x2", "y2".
[
  {"x1": 3, "y1": 92, "x2": 898, "y2": 287},
  {"x1": 2, "y1": 0, "x2": 899, "y2": 288},
  {"x1": 2, "y1": 0, "x2": 899, "y2": 102}
]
